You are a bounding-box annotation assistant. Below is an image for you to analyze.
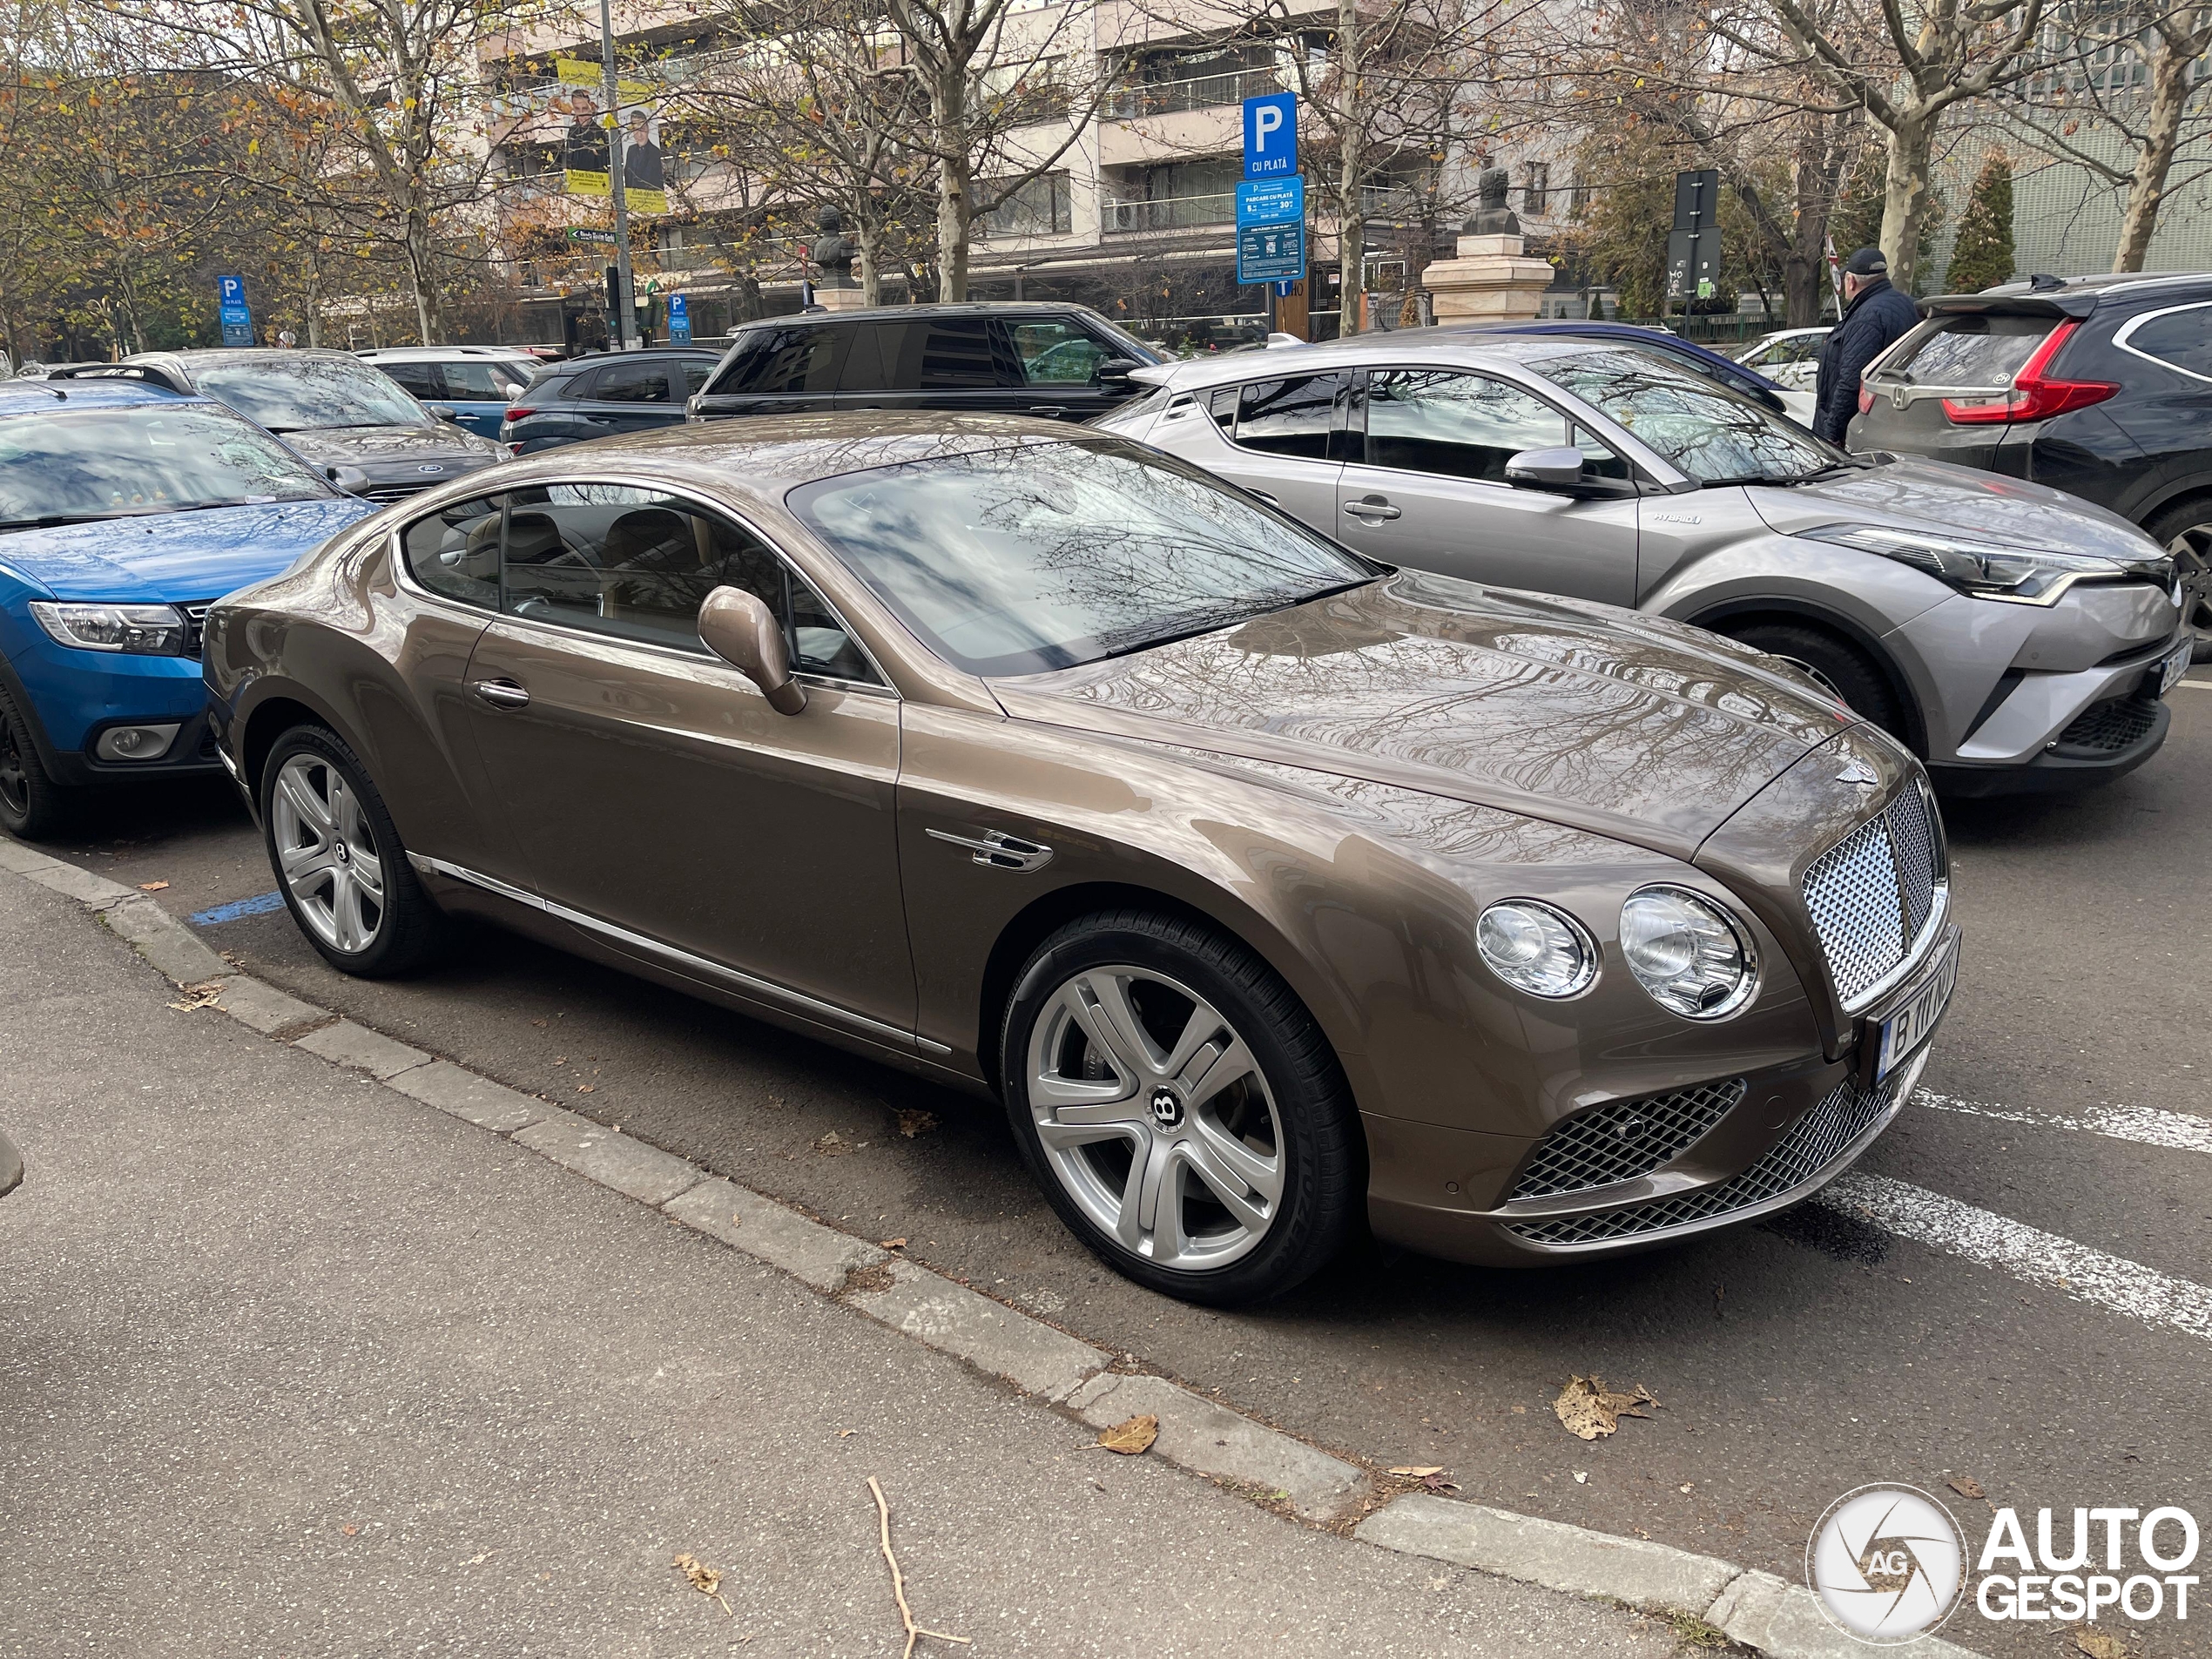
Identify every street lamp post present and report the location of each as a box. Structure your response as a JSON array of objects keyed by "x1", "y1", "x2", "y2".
[{"x1": 600, "y1": 0, "x2": 637, "y2": 350}]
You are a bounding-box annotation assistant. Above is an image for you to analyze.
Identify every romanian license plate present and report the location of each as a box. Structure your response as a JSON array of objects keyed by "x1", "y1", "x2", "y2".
[
  {"x1": 1876, "y1": 933, "x2": 1959, "y2": 1082},
  {"x1": 2157, "y1": 639, "x2": 2191, "y2": 697}
]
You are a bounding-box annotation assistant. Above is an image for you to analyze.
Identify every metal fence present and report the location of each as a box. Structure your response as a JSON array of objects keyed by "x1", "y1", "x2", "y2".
[
  {"x1": 1103, "y1": 65, "x2": 1285, "y2": 120},
  {"x1": 1102, "y1": 192, "x2": 1238, "y2": 233}
]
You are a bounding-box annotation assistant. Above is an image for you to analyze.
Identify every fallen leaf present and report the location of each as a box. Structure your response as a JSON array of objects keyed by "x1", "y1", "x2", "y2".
[
  {"x1": 1948, "y1": 1476, "x2": 1986, "y2": 1501},
  {"x1": 895, "y1": 1107, "x2": 939, "y2": 1137},
  {"x1": 167, "y1": 981, "x2": 224, "y2": 1011},
  {"x1": 2074, "y1": 1629, "x2": 2127, "y2": 1659},
  {"x1": 814, "y1": 1130, "x2": 854, "y2": 1157},
  {"x1": 1389, "y1": 1466, "x2": 1446, "y2": 1478},
  {"x1": 530, "y1": 1018, "x2": 547, "y2": 1028},
  {"x1": 138, "y1": 880, "x2": 169, "y2": 892},
  {"x1": 1097, "y1": 1413, "x2": 1158, "y2": 1455},
  {"x1": 837, "y1": 1428, "x2": 858, "y2": 1439},
  {"x1": 1510, "y1": 1405, "x2": 1527, "y2": 1415},
  {"x1": 1680, "y1": 1482, "x2": 1695, "y2": 1494},
  {"x1": 1554, "y1": 1374, "x2": 1658, "y2": 1442},
  {"x1": 1573, "y1": 1471, "x2": 1588, "y2": 1484},
  {"x1": 576, "y1": 1083, "x2": 595, "y2": 1094},
  {"x1": 671, "y1": 1553, "x2": 733, "y2": 1617},
  {"x1": 341, "y1": 1523, "x2": 359, "y2": 1536},
  {"x1": 1418, "y1": 1473, "x2": 1460, "y2": 1494},
  {"x1": 879, "y1": 1238, "x2": 908, "y2": 1249}
]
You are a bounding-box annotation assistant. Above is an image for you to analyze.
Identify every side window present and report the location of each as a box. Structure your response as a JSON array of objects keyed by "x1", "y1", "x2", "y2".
[
  {"x1": 1365, "y1": 369, "x2": 1570, "y2": 482},
  {"x1": 1231, "y1": 374, "x2": 1347, "y2": 458},
  {"x1": 875, "y1": 319, "x2": 1024, "y2": 390},
  {"x1": 445, "y1": 361, "x2": 520, "y2": 400},
  {"x1": 681, "y1": 359, "x2": 714, "y2": 395},
  {"x1": 379, "y1": 361, "x2": 444, "y2": 401},
  {"x1": 401, "y1": 496, "x2": 502, "y2": 609},
  {"x1": 1575, "y1": 426, "x2": 1632, "y2": 482},
  {"x1": 2124, "y1": 305, "x2": 2212, "y2": 380},
  {"x1": 713, "y1": 326, "x2": 841, "y2": 395},
  {"x1": 1011, "y1": 320, "x2": 1112, "y2": 385},
  {"x1": 496, "y1": 482, "x2": 881, "y2": 682},
  {"x1": 589, "y1": 361, "x2": 673, "y2": 403}
]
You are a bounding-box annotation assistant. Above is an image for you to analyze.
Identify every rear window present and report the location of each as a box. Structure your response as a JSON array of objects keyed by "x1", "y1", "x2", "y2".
[
  {"x1": 1890, "y1": 314, "x2": 2055, "y2": 386},
  {"x1": 1224, "y1": 374, "x2": 1347, "y2": 458},
  {"x1": 2122, "y1": 304, "x2": 2212, "y2": 380},
  {"x1": 710, "y1": 325, "x2": 844, "y2": 396}
]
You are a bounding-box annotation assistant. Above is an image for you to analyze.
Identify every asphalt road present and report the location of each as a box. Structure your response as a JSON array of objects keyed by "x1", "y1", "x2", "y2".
[{"x1": 30, "y1": 676, "x2": 2212, "y2": 1658}]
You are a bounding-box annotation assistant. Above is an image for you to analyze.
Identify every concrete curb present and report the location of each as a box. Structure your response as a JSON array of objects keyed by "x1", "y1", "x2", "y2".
[{"x1": 0, "y1": 834, "x2": 1981, "y2": 1657}]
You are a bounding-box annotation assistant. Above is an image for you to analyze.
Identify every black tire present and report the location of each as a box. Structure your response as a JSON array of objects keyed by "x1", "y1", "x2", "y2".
[
  {"x1": 259, "y1": 725, "x2": 450, "y2": 977},
  {"x1": 1722, "y1": 620, "x2": 1908, "y2": 738},
  {"x1": 2144, "y1": 497, "x2": 2212, "y2": 663},
  {"x1": 999, "y1": 908, "x2": 1362, "y2": 1306},
  {"x1": 0, "y1": 680, "x2": 73, "y2": 841}
]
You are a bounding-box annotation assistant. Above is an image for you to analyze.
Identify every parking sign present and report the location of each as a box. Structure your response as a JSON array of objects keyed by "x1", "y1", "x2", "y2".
[
  {"x1": 1243, "y1": 92, "x2": 1296, "y2": 179},
  {"x1": 667, "y1": 293, "x2": 691, "y2": 345},
  {"x1": 216, "y1": 274, "x2": 253, "y2": 347}
]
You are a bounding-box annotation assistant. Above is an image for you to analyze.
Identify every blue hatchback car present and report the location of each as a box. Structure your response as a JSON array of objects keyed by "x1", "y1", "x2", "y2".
[{"x1": 0, "y1": 380, "x2": 376, "y2": 838}]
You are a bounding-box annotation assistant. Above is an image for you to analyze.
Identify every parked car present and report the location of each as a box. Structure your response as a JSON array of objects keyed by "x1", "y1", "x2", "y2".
[
  {"x1": 1731, "y1": 326, "x2": 1832, "y2": 394},
  {"x1": 685, "y1": 303, "x2": 1159, "y2": 425},
  {"x1": 357, "y1": 346, "x2": 543, "y2": 440},
  {"x1": 1453, "y1": 319, "x2": 1817, "y2": 424},
  {"x1": 1850, "y1": 272, "x2": 2212, "y2": 657},
  {"x1": 1106, "y1": 332, "x2": 2188, "y2": 796},
  {"x1": 52, "y1": 349, "x2": 505, "y2": 502},
  {"x1": 499, "y1": 347, "x2": 724, "y2": 455},
  {"x1": 0, "y1": 378, "x2": 375, "y2": 838},
  {"x1": 207, "y1": 413, "x2": 1959, "y2": 1303}
]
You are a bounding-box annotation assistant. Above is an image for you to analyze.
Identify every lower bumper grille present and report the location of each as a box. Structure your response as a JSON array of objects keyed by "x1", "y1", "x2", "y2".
[
  {"x1": 1506, "y1": 1071, "x2": 1901, "y2": 1246},
  {"x1": 1510, "y1": 1079, "x2": 1745, "y2": 1200},
  {"x1": 2054, "y1": 696, "x2": 2159, "y2": 753}
]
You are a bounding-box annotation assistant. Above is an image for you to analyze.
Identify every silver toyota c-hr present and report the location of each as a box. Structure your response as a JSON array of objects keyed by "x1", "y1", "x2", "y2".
[{"x1": 1105, "y1": 334, "x2": 2189, "y2": 795}]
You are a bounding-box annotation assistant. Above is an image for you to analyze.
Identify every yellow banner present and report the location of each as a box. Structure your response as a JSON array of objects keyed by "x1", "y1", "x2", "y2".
[
  {"x1": 555, "y1": 58, "x2": 652, "y2": 103},
  {"x1": 563, "y1": 168, "x2": 609, "y2": 198},
  {"x1": 625, "y1": 185, "x2": 668, "y2": 216}
]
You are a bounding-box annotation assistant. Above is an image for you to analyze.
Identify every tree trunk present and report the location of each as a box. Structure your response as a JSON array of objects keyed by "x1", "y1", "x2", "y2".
[
  {"x1": 2114, "y1": 36, "x2": 2192, "y2": 272},
  {"x1": 1878, "y1": 115, "x2": 1934, "y2": 294},
  {"x1": 1335, "y1": 0, "x2": 1363, "y2": 336},
  {"x1": 857, "y1": 219, "x2": 883, "y2": 306},
  {"x1": 927, "y1": 61, "x2": 972, "y2": 304},
  {"x1": 407, "y1": 206, "x2": 442, "y2": 343}
]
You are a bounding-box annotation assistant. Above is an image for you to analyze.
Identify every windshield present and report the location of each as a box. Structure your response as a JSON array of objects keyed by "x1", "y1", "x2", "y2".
[
  {"x1": 188, "y1": 354, "x2": 431, "y2": 432},
  {"x1": 1531, "y1": 347, "x2": 1852, "y2": 486},
  {"x1": 789, "y1": 439, "x2": 1373, "y2": 676},
  {"x1": 0, "y1": 404, "x2": 334, "y2": 529}
]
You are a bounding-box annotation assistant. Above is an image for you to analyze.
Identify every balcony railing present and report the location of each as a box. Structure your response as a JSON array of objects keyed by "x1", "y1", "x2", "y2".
[
  {"x1": 1104, "y1": 64, "x2": 1287, "y2": 120},
  {"x1": 1102, "y1": 191, "x2": 1238, "y2": 233}
]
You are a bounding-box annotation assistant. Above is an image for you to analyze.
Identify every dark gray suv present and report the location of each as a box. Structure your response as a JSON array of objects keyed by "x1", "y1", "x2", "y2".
[{"x1": 687, "y1": 303, "x2": 1157, "y2": 424}]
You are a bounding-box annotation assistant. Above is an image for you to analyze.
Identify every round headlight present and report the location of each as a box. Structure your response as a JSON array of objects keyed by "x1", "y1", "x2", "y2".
[
  {"x1": 1619, "y1": 886, "x2": 1757, "y2": 1019},
  {"x1": 1477, "y1": 900, "x2": 1598, "y2": 999}
]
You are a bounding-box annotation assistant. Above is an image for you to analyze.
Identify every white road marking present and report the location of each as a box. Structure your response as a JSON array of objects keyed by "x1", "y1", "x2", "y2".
[
  {"x1": 1913, "y1": 1088, "x2": 2212, "y2": 1155},
  {"x1": 2173, "y1": 678, "x2": 2211, "y2": 691},
  {"x1": 1822, "y1": 1172, "x2": 2212, "y2": 1345}
]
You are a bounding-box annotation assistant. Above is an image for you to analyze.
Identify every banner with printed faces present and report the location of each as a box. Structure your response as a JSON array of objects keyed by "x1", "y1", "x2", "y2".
[{"x1": 493, "y1": 61, "x2": 670, "y2": 215}]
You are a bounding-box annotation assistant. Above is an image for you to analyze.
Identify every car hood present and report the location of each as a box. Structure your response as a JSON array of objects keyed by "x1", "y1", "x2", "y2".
[
  {"x1": 991, "y1": 570, "x2": 1857, "y2": 860},
  {"x1": 1750, "y1": 454, "x2": 2162, "y2": 562},
  {"x1": 280, "y1": 423, "x2": 502, "y2": 474},
  {"x1": 0, "y1": 497, "x2": 375, "y2": 603}
]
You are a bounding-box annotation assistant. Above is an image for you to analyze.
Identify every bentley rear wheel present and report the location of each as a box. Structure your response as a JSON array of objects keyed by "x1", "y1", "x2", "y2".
[{"x1": 1001, "y1": 910, "x2": 1361, "y2": 1305}]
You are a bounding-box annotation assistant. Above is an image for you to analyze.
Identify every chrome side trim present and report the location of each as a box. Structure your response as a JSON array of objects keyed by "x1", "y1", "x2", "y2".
[
  {"x1": 408, "y1": 853, "x2": 924, "y2": 1049},
  {"x1": 925, "y1": 826, "x2": 1055, "y2": 872}
]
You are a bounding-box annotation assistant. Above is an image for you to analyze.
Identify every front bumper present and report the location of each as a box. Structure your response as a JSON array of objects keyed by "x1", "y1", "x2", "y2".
[
  {"x1": 1369, "y1": 925, "x2": 1956, "y2": 1266},
  {"x1": 0, "y1": 630, "x2": 221, "y2": 786}
]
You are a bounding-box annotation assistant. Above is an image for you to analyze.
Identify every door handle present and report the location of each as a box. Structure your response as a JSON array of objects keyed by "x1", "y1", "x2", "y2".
[
  {"x1": 1247, "y1": 489, "x2": 1280, "y2": 507},
  {"x1": 1027, "y1": 406, "x2": 1065, "y2": 418},
  {"x1": 1344, "y1": 497, "x2": 1401, "y2": 521},
  {"x1": 470, "y1": 678, "x2": 530, "y2": 709}
]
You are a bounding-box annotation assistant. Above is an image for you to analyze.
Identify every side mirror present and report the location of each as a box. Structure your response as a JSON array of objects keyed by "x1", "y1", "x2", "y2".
[
  {"x1": 425, "y1": 402, "x2": 460, "y2": 422},
  {"x1": 1093, "y1": 355, "x2": 1143, "y2": 388},
  {"x1": 698, "y1": 584, "x2": 806, "y2": 714},
  {"x1": 326, "y1": 463, "x2": 372, "y2": 494},
  {"x1": 1504, "y1": 447, "x2": 1589, "y2": 493}
]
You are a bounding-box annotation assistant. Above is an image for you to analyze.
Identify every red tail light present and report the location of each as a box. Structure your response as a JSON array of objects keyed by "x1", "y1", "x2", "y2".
[
  {"x1": 1857, "y1": 385, "x2": 1875, "y2": 416},
  {"x1": 1940, "y1": 320, "x2": 2118, "y2": 424},
  {"x1": 503, "y1": 408, "x2": 535, "y2": 422}
]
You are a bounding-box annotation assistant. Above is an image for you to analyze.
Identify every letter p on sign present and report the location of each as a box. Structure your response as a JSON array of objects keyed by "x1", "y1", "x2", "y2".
[{"x1": 1244, "y1": 92, "x2": 1296, "y2": 179}]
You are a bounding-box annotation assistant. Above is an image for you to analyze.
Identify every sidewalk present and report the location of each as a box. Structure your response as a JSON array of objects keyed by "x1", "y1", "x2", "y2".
[{"x1": 0, "y1": 868, "x2": 1680, "y2": 1659}]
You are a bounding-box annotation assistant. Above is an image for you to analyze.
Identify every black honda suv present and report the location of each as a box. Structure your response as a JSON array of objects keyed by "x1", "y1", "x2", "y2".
[
  {"x1": 1851, "y1": 273, "x2": 2212, "y2": 652},
  {"x1": 686, "y1": 303, "x2": 1158, "y2": 424}
]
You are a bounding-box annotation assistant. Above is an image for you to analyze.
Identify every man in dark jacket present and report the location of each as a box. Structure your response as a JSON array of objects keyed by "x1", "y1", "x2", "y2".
[{"x1": 1812, "y1": 247, "x2": 1922, "y2": 443}]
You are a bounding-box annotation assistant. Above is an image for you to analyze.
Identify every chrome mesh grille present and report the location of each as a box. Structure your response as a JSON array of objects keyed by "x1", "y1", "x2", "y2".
[
  {"x1": 1507, "y1": 1073, "x2": 1900, "y2": 1246},
  {"x1": 1510, "y1": 1079, "x2": 1745, "y2": 1200},
  {"x1": 1800, "y1": 788, "x2": 1940, "y2": 1006}
]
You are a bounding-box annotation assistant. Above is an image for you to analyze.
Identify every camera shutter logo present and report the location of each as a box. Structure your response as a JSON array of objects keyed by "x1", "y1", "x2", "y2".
[{"x1": 1807, "y1": 1485, "x2": 1966, "y2": 1644}]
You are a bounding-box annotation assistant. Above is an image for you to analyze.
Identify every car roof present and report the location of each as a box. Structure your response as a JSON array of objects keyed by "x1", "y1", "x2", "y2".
[
  {"x1": 0, "y1": 377, "x2": 196, "y2": 413},
  {"x1": 731, "y1": 301, "x2": 1102, "y2": 332},
  {"x1": 1928, "y1": 270, "x2": 2212, "y2": 318},
  {"x1": 356, "y1": 345, "x2": 538, "y2": 361},
  {"x1": 1130, "y1": 330, "x2": 1684, "y2": 393}
]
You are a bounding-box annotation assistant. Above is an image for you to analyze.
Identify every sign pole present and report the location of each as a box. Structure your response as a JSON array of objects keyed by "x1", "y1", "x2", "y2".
[{"x1": 600, "y1": 0, "x2": 636, "y2": 350}]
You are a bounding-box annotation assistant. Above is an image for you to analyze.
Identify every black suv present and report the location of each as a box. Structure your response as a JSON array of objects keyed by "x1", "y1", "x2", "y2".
[
  {"x1": 500, "y1": 347, "x2": 725, "y2": 455},
  {"x1": 1851, "y1": 273, "x2": 2212, "y2": 651},
  {"x1": 688, "y1": 303, "x2": 1157, "y2": 423}
]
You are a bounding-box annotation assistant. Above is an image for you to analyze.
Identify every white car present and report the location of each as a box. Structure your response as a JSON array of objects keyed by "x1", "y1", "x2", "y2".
[{"x1": 1733, "y1": 327, "x2": 1833, "y2": 402}]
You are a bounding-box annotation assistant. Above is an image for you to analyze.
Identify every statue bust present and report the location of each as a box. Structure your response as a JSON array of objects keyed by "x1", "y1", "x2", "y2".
[
  {"x1": 812, "y1": 204, "x2": 857, "y2": 288},
  {"x1": 1462, "y1": 163, "x2": 1521, "y2": 237}
]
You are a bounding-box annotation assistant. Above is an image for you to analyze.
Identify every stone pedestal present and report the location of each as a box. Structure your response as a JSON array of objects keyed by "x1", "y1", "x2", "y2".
[
  {"x1": 808, "y1": 285, "x2": 873, "y2": 311},
  {"x1": 1422, "y1": 232, "x2": 1554, "y2": 324}
]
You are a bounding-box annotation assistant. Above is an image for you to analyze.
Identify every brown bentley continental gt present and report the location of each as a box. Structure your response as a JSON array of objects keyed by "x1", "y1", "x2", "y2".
[{"x1": 204, "y1": 415, "x2": 1960, "y2": 1305}]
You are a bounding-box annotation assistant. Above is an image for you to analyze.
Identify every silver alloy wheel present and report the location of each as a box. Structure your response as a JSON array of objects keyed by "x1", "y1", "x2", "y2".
[
  {"x1": 1026, "y1": 963, "x2": 1285, "y2": 1272},
  {"x1": 271, "y1": 753, "x2": 387, "y2": 954},
  {"x1": 1773, "y1": 653, "x2": 1850, "y2": 705},
  {"x1": 2166, "y1": 523, "x2": 2212, "y2": 655}
]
